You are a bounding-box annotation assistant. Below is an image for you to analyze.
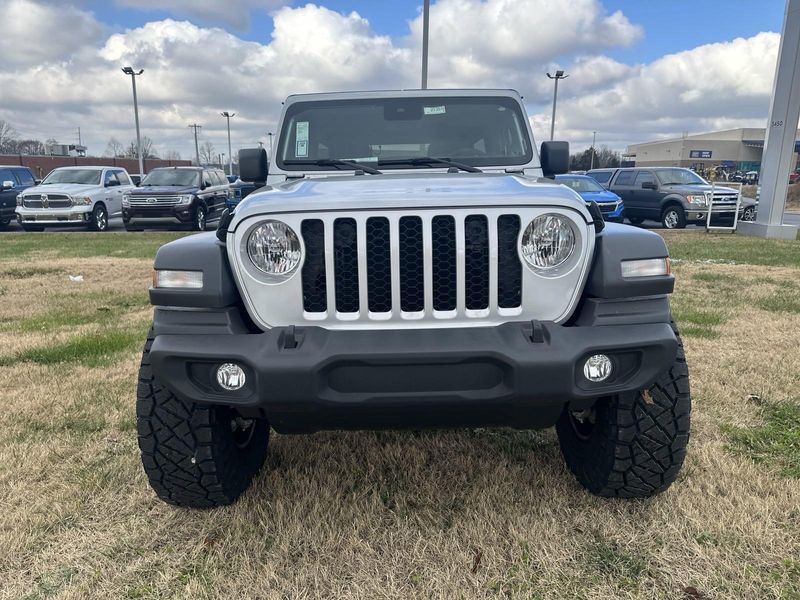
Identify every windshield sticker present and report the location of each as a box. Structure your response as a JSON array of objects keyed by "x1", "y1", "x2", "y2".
[
  {"x1": 296, "y1": 121, "x2": 309, "y2": 142},
  {"x1": 295, "y1": 140, "x2": 308, "y2": 157},
  {"x1": 423, "y1": 105, "x2": 446, "y2": 115}
]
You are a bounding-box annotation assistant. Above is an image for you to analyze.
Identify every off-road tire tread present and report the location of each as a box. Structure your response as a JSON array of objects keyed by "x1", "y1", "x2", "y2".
[
  {"x1": 556, "y1": 321, "x2": 690, "y2": 498},
  {"x1": 136, "y1": 334, "x2": 269, "y2": 508}
]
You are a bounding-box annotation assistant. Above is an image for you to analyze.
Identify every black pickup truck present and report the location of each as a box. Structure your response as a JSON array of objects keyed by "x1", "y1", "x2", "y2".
[{"x1": 122, "y1": 166, "x2": 230, "y2": 231}]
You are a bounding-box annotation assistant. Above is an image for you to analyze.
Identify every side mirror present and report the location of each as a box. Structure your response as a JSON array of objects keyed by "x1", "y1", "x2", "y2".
[
  {"x1": 1, "y1": 180, "x2": 14, "y2": 191},
  {"x1": 540, "y1": 141, "x2": 569, "y2": 178},
  {"x1": 34, "y1": 179, "x2": 42, "y2": 185},
  {"x1": 641, "y1": 181, "x2": 657, "y2": 190},
  {"x1": 106, "y1": 179, "x2": 119, "y2": 187},
  {"x1": 239, "y1": 147, "x2": 269, "y2": 183}
]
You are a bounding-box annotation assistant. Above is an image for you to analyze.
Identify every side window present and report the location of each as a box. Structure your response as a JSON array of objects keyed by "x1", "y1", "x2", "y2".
[
  {"x1": 115, "y1": 170, "x2": 132, "y2": 186},
  {"x1": 202, "y1": 171, "x2": 213, "y2": 188},
  {"x1": 12, "y1": 168, "x2": 34, "y2": 186},
  {"x1": 590, "y1": 171, "x2": 611, "y2": 184},
  {"x1": 212, "y1": 171, "x2": 225, "y2": 186},
  {"x1": 634, "y1": 171, "x2": 656, "y2": 188},
  {"x1": 614, "y1": 170, "x2": 635, "y2": 186},
  {"x1": 103, "y1": 170, "x2": 117, "y2": 186},
  {"x1": 0, "y1": 169, "x2": 14, "y2": 185}
]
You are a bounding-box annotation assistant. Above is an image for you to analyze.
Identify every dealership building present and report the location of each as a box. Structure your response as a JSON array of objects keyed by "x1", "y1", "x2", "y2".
[{"x1": 625, "y1": 128, "x2": 800, "y2": 172}]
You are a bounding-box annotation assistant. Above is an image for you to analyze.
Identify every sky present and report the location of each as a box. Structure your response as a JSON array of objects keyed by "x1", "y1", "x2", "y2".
[{"x1": 0, "y1": 0, "x2": 788, "y2": 162}]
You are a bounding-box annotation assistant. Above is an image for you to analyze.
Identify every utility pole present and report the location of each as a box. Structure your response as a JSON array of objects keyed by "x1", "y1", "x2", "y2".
[
  {"x1": 188, "y1": 124, "x2": 202, "y2": 165},
  {"x1": 221, "y1": 111, "x2": 235, "y2": 176},
  {"x1": 122, "y1": 67, "x2": 145, "y2": 175},
  {"x1": 421, "y1": 0, "x2": 430, "y2": 89},
  {"x1": 589, "y1": 131, "x2": 597, "y2": 170},
  {"x1": 546, "y1": 70, "x2": 568, "y2": 141}
]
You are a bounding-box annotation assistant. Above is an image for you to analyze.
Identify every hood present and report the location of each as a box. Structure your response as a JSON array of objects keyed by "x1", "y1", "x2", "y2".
[
  {"x1": 230, "y1": 172, "x2": 592, "y2": 231},
  {"x1": 662, "y1": 183, "x2": 738, "y2": 195},
  {"x1": 129, "y1": 185, "x2": 198, "y2": 195},
  {"x1": 23, "y1": 183, "x2": 103, "y2": 195},
  {"x1": 578, "y1": 189, "x2": 620, "y2": 203}
]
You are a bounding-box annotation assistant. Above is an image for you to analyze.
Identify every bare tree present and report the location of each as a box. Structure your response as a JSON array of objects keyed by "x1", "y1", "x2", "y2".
[
  {"x1": 199, "y1": 140, "x2": 216, "y2": 165},
  {"x1": 0, "y1": 120, "x2": 19, "y2": 153},
  {"x1": 125, "y1": 136, "x2": 159, "y2": 159},
  {"x1": 163, "y1": 149, "x2": 182, "y2": 160},
  {"x1": 44, "y1": 138, "x2": 59, "y2": 155},
  {"x1": 15, "y1": 139, "x2": 46, "y2": 155},
  {"x1": 105, "y1": 137, "x2": 125, "y2": 158}
]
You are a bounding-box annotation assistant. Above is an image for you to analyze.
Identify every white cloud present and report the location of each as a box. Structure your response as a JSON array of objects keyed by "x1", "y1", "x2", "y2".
[
  {"x1": 114, "y1": 0, "x2": 289, "y2": 29},
  {"x1": 0, "y1": 0, "x2": 104, "y2": 69}
]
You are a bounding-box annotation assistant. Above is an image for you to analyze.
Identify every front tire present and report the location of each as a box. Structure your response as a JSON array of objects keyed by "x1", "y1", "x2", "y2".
[
  {"x1": 192, "y1": 205, "x2": 207, "y2": 231},
  {"x1": 556, "y1": 322, "x2": 691, "y2": 498},
  {"x1": 89, "y1": 204, "x2": 108, "y2": 232},
  {"x1": 136, "y1": 334, "x2": 270, "y2": 508},
  {"x1": 741, "y1": 206, "x2": 756, "y2": 222},
  {"x1": 661, "y1": 205, "x2": 686, "y2": 229}
]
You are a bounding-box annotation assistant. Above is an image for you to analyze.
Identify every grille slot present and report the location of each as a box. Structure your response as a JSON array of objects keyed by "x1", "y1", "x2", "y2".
[
  {"x1": 299, "y1": 213, "x2": 524, "y2": 319},
  {"x1": 497, "y1": 215, "x2": 522, "y2": 309},
  {"x1": 333, "y1": 218, "x2": 360, "y2": 313},
  {"x1": 464, "y1": 215, "x2": 489, "y2": 310},
  {"x1": 23, "y1": 194, "x2": 71, "y2": 209},
  {"x1": 301, "y1": 219, "x2": 327, "y2": 312},
  {"x1": 399, "y1": 216, "x2": 424, "y2": 312},
  {"x1": 431, "y1": 216, "x2": 457, "y2": 311},
  {"x1": 366, "y1": 217, "x2": 392, "y2": 312}
]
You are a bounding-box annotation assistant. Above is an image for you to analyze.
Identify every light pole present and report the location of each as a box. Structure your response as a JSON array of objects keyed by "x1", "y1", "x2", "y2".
[
  {"x1": 267, "y1": 132, "x2": 274, "y2": 156},
  {"x1": 122, "y1": 67, "x2": 145, "y2": 175},
  {"x1": 589, "y1": 131, "x2": 597, "y2": 170},
  {"x1": 546, "y1": 70, "x2": 568, "y2": 141},
  {"x1": 221, "y1": 111, "x2": 235, "y2": 176},
  {"x1": 421, "y1": 0, "x2": 430, "y2": 89},
  {"x1": 188, "y1": 124, "x2": 202, "y2": 165}
]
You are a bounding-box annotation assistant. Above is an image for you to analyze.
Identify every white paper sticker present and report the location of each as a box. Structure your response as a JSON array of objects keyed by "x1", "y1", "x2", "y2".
[
  {"x1": 296, "y1": 121, "x2": 309, "y2": 142},
  {"x1": 423, "y1": 105, "x2": 446, "y2": 115},
  {"x1": 296, "y1": 140, "x2": 308, "y2": 157}
]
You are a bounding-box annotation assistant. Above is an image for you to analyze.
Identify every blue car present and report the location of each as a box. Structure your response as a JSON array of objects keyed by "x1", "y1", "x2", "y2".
[{"x1": 555, "y1": 174, "x2": 624, "y2": 222}]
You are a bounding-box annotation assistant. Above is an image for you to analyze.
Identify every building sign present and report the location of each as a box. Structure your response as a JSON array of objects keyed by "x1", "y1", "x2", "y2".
[{"x1": 689, "y1": 150, "x2": 713, "y2": 158}]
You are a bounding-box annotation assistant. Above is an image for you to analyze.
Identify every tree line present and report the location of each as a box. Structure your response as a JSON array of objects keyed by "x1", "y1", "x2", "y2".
[{"x1": 569, "y1": 146, "x2": 621, "y2": 171}]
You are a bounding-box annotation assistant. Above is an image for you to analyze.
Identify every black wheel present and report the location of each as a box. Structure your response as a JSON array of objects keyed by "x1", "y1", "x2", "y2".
[
  {"x1": 89, "y1": 204, "x2": 108, "y2": 231},
  {"x1": 661, "y1": 206, "x2": 686, "y2": 229},
  {"x1": 556, "y1": 321, "x2": 691, "y2": 498},
  {"x1": 193, "y1": 205, "x2": 207, "y2": 231},
  {"x1": 0, "y1": 218, "x2": 10, "y2": 229},
  {"x1": 136, "y1": 333, "x2": 269, "y2": 508},
  {"x1": 741, "y1": 206, "x2": 756, "y2": 222},
  {"x1": 627, "y1": 216, "x2": 645, "y2": 225}
]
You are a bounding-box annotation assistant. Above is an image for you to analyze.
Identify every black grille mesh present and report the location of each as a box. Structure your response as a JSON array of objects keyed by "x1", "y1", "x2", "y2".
[
  {"x1": 333, "y1": 218, "x2": 359, "y2": 312},
  {"x1": 464, "y1": 215, "x2": 489, "y2": 310},
  {"x1": 399, "y1": 216, "x2": 424, "y2": 312},
  {"x1": 366, "y1": 217, "x2": 392, "y2": 312},
  {"x1": 431, "y1": 216, "x2": 457, "y2": 311},
  {"x1": 497, "y1": 215, "x2": 522, "y2": 308},
  {"x1": 301, "y1": 219, "x2": 327, "y2": 312}
]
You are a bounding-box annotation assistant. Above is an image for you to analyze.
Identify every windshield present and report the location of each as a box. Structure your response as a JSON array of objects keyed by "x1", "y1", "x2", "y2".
[
  {"x1": 655, "y1": 168, "x2": 707, "y2": 186},
  {"x1": 42, "y1": 169, "x2": 102, "y2": 185},
  {"x1": 557, "y1": 176, "x2": 605, "y2": 193},
  {"x1": 277, "y1": 96, "x2": 533, "y2": 171},
  {"x1": 141, "y1": 169, "x2": 201, "y2": 187}
]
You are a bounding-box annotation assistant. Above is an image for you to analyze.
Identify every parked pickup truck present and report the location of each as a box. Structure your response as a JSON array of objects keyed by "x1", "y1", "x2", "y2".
[
  {"x1": 138, "y1": 89, "x2": 691, "y2": 508},
  {"x1": 122, "y1": 166, "x2": 229, "y2": 231},
  {"x1": 15, "y1": 166, "x2": 135, "y2": 231},
  {"x1": 591, "y1": 166, "x2": 757, "y2": 229},
  {"x1": 0, "y1": 165, "x2": 37, "y2": 229}
]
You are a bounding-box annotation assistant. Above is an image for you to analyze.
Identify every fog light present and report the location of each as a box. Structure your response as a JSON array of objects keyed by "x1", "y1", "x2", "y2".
[
  {"x1": 216, "y1": 363, "x2": 246, "y2": 391},
  {"x1": 583, "y1": 354, "x2": 612, "y2": 382}
]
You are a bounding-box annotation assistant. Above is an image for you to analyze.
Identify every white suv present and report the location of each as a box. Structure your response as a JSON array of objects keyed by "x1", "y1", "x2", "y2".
[{"x1": 15, "y1": 166, "x2": 136, "y2": 231}]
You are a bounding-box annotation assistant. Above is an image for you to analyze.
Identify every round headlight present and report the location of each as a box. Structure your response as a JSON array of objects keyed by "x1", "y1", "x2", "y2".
[
  {"x1": 521, "y1": 214, "x2": 576, "y2": 271},
  {"x1": 246, "y1": 220, "x2": 302, "y2": 279}
]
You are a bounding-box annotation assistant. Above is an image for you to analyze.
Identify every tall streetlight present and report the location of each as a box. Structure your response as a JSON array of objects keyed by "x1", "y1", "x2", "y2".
[
  {"x1": 267, "y1": 132, "x2": 274, "y2": 156},
  {"x1": 421, "y1": 0, "x2": 430, "y2": 89},
  {"x1": 546, "y1": 70, "x2": 568, "y2": 141},
  {"x1": 121, "y1": 67, "x2": 145, "y2": 175},
  {"x1": 221, "y1": 111, "x2": 235, "y2": 176},
  {"x1": 589, "y1": 131, "x2": 597, "y2": 170}
]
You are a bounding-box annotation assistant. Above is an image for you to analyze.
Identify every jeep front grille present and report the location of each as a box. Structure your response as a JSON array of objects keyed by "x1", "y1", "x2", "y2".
[
  {"x1": 300, "y1": 213, "x2": 522, "y2": 316},
  {"x1": 230, "y1": 207, "x2": 593, "y2": 330}
]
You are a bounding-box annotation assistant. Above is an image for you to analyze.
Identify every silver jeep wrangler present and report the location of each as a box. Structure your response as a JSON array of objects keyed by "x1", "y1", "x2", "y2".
[{"x1": 138, "y1": 90, "x2": 690, "y2": 507}]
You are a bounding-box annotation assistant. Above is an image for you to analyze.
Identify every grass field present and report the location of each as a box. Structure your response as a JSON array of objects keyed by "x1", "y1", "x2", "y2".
[{"x1": 0, "y1": 230, "x2": 798, "y2": 599}]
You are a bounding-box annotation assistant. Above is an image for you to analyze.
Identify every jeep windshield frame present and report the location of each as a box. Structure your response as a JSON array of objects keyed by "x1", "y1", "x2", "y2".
[{"x1": 275, "y1": 95, "x2": 534, "y2": 172}]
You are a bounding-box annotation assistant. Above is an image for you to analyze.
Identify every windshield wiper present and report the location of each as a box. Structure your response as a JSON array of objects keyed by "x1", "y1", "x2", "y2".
[
  {"x1": 283, "y1": 159, "x2": 382, "y2": 175},
  {"x1": 377, "y1": 157, "x2": 482, "y2": 173}
]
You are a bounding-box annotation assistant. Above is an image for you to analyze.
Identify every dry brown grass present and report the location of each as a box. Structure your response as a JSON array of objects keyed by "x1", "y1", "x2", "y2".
[{"x1": 0, "y1": 235, "x2": 798, "y2": 599}]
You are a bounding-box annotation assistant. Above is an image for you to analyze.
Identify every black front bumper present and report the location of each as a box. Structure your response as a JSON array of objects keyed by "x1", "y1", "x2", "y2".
[
  {"x1": 149, "y1": 318, "x2": 678, "y2": 432},
  {"x1": 123, "y1": 206, "x2": 194, "y2": 229}
]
